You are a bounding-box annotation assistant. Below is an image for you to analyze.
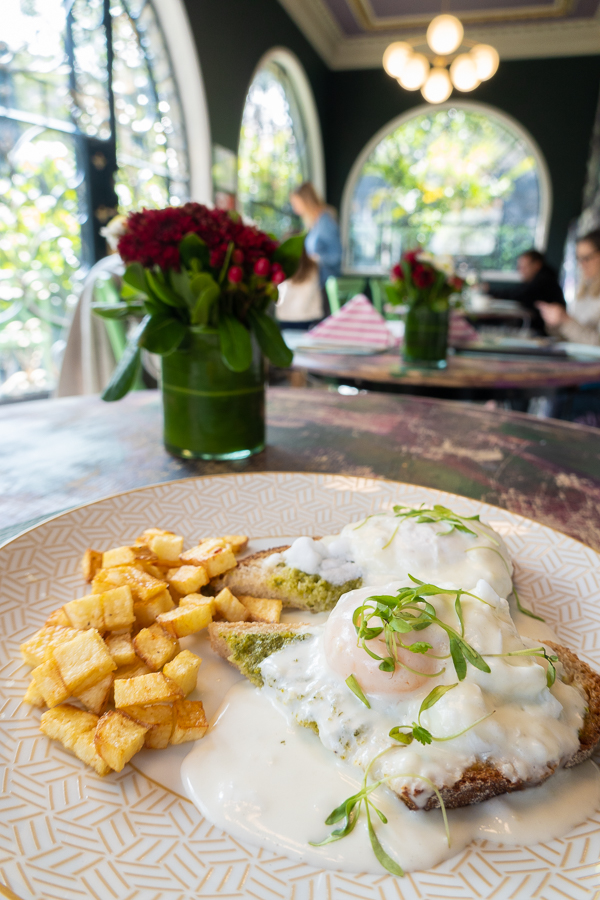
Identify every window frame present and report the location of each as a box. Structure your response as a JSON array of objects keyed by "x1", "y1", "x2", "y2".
[{"x1": 340, "y1": 99, "x2": 552, "y2": 280}]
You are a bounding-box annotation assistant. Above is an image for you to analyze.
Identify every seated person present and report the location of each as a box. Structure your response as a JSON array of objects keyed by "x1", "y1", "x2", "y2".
[
  {"x1": 538, "y1": 229, "x2": 600, "y2": 346},
  {"x1": 275, "y1": 247, "x2": 323, "y2": 330},
  {"x1": 485, "y1": 249, "x2": 566, "y2": 335}
]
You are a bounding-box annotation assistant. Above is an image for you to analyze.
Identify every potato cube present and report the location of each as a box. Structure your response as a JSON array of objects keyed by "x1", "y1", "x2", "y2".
[
  {"x1": 53, "y1": 629, "x2": 116, "y2": 694},
  {"x1": 72, "y1": 729, "x2": 112, "y2": 776},
  {"x1": 166, "y1": 565, "x2": 209, "y2": 595},
  {"x1": 101, "y1": 586, "x2": 135, "y2": 631},
  {"x1": 40, "y1": 704, "x2": 99, "y2": 749},
  {"x1": 75, "y1": 673, "x2": 113, "y2": 716},
  {"x1": 148, "y1": 533, "x2": 184, "y2": 564},
  {"x1": 213, "y1": 588, "x2": 249, "y2": 623},
  {"x1": 136, "y1": 527, "x2": 172, "y2": 544},
  {"x1": 133, "y1": 624, "x2": 180, "y2": 671},
  {"x1": 157, "y1": 602, "x2": 213, "y2": 638},
  {"x1": 237, "y1": 594, "x2": 282, "y2": 624},
  {"x1": 113, "y1": 672, "x2": 183, "y2": 708},
  {"x1": 179, "y1": 594, "x2": 216, "y2": 616},
  {"x1": 170, "y1": 700, "x2": 208, "y2": 744},
  {"x1": 46, "y1": 608, "x2": 71, "y2": 627},
  {"x1": 94, "y1": 710, "x2": 148, "y2": 772},
  {"x1": 24, "y1": 678, "x2": 45, "y2": 707},
  {"x1": 20, "y1": 625, "x2": 78, "y2": 667},
  {"x1": 82, "y1": 549, "x2": 103, "y2": 583},
  {"x1": 123, "y1": 704, "x2": 174, "y2": 749},
  {"x1": 113, "y1": 659, "x2": 151, "y2": 681},
  {"x1": 102, "y1": 545, "x2": 157, "y2": 568},
  {"x1": 105, "y1": 632, "x2": 136, "y2": 667},
  {"x1": 221, "y1": 535, "x2": 248, "y2": 553},
  {"x1": 92, "y1": 565, "x2": 166, "y2": 602},
  {"x1": 31, "y1": 658, "x2": 70, "y2": 707},
  {"x1": 63, "y1": 594, "x2": 104, "y2": 631},
  {"x1": 163, "y1": 650, "x2": 201, "y2": 696},
  {"x1": 134, "y1": 589, "x2": 175, "y2": 628},
  {"x1": 180, "y1": 540, "x2": 237, "y2": 578}
]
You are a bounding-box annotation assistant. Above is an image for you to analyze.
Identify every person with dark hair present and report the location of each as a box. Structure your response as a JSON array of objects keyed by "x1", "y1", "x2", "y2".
[
  {"x1": 484, "y1": 249, "x2": 566, "y2": 335},
  {"x1": 290, "y1": 182, "x2": 342, "y2": 288},
  {"x1": 538, "y1": 230, "x2": 600, "y2": 346}
]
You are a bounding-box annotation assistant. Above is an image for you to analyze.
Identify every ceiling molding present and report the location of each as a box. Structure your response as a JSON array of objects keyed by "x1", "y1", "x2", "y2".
[
  {"x1": 347, "y1": 0, "x2": 576, "y2": 30},
  {"x1": 276, "y1": 0, "x2": 341, "y2": 62}
]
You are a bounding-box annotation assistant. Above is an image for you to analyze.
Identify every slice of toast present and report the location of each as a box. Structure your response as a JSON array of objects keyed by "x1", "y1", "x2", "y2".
[
  {"x1": 211, "y1": 547, "x2": 362, "y2": 613},
  {"x1": 209, "y1": 622, "x2": 600, "y2": 811}
]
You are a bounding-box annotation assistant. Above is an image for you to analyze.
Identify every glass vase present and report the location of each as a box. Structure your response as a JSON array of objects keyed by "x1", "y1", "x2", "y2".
[
  {"x1": 402, "y1": 304, "x2": 449, "y2": 368},
  {"x1": 161, "y1": 326, "x2": 265, "y2": 460}
]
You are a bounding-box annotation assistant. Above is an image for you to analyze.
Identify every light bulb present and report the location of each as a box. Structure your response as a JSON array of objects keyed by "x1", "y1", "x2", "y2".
[
  {"x1": 398, "y1": 53, "x2": 429, "y2": 91},
  {"x1": 382, "y1": 41, "x2": 412, "y2": 78},
  {"x1": 421, "y1": 67, "x2": 453, "y2": 104},
  {"x1": 450, "y1": 53, "x2": 480, "y2": 92},
  {"x1": 426, "y1": 14, "x2": 464, "y2": 55},
  {"x1": 471, "y1": 43, "x2": 499, "y2": 81}
]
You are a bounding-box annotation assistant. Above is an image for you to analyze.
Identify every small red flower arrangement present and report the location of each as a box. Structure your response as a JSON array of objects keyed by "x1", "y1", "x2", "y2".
[
  {"x1": 95, "y1": 204, "x2": 303, "y2": 400},
  {"x1": 387, "y1": 250, "x2": 464, "y2": 310}
]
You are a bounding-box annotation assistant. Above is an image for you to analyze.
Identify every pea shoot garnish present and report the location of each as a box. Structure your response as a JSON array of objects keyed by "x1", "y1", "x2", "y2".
[
  {"x1": 345, "y1": 674, "x2": 371, "y2": 708},
  {"x1": 389, "y1": 683, "x2": 494, "y2": 745},
  {"x1": 353, "y1": 577, "x2": 491, "y2": 682},
  {"x1": 392, "y1": 504, "x2": 481, "y2": 536},
  {"x1": 484, "y1": 646, "x2": 558, "y2": 687}
]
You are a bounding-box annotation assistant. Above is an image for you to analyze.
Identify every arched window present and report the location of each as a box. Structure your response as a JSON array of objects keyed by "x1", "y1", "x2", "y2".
[
  {"x1": 237, "y1": 49, "x2": 324, "y2": 239},
  {"x1": 0, "y1": 0, "x2": 195, "y2": 400},
  {"x1": 342, "y1": 102, "x2": 551, "y2": 277}
]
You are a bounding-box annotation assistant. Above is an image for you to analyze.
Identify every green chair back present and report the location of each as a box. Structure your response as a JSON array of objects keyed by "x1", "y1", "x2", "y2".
[{"x1": 325, "y1": 276, "x2": 367, "y2": 314}]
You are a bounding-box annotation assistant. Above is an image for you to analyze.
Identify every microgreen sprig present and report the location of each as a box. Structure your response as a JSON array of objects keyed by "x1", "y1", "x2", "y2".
[
  {"x1": 465, "y1": 545, "x2": 545, "y2": 623},
  {"x1": 389, "y1": 683, "x2": 494, "y2": 745},
  {"x1": 345, "y1": 674, "x2": 371, "y2": 708},
  {"x1": 484, "y1": 646, "x2": 558, "y2": 687},
  {"x1": 392, "y1": 504, "x2": 481, "y2": 537},
  {"x1": 353, "y1": 576, "x2": 491, "y2": 682}
]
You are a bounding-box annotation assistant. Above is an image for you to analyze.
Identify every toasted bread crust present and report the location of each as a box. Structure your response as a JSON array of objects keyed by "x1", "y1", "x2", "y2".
[
  {"x1": 211, "y1": 547, "x2": 291, "y2": 600},
  {"x1": 209, "y1": 623, "x2": 600, "y2": 811}
]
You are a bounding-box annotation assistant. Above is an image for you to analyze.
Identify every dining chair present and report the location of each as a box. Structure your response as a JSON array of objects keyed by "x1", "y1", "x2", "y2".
[{"x1": 324, "y1": 276, "x2": 367, "y2": 314}]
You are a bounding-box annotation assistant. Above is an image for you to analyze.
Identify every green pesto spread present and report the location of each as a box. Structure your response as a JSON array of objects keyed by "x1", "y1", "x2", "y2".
[
  {"x1": 267, "y1": 565, "x2": 362, "y2": 612},
  {"x1": 224, "y1": 631, "x2": 311, "y2": 686}
]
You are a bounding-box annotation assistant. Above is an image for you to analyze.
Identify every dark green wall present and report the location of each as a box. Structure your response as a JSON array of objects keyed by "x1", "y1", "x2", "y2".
[{"x1": 323, "y1": 57, "x2": 600, "y2": 269}]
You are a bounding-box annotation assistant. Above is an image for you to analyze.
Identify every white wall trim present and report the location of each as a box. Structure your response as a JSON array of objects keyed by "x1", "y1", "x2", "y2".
[
  {"x1": 243, "y1": 47, "x2": 326, "y2": 199},
  {"x1": 340, "y1": 100, "x2": 552, "y2": 272},
  {"x1": 152, "y1": 0, "x2": 212, "y2": 203},
  {"x1": 276, "y1": 0, "x2": 341, "y2": 65}
]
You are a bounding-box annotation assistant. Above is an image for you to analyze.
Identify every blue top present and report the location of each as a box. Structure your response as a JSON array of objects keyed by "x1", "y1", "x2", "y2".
[{"x1": 304, "y1": 211, "x2": 342, "y2": 287}]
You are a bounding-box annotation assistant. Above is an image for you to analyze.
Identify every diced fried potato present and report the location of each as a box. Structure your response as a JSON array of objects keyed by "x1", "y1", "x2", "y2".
[
  {"x1": 236, "y1": 594, "x2": 282, "y2": 624},
  {"x1": 113, "y1": 672, "x2": 183, "y2": 708},
  {"x1": 135, "y1": 527, "x2": 172, "y2": 545},
  {"x1": 45, "y1": 608, "x2": 71, "y2": 627},
  {"x1": 101, "y1": 586, "x2": 135, "y2": 631},
  {"x1": 157, "y1": 602, "x2": 213, "y2": 638},
  {"x1": 180, "y1": 540, "x2": 237, "y2": 578},
  {"x1": 148, "y1": 533, "x2": 183, "y2": 564},
  {"x1": 133, "y1": 623, "x2": 179, "y2": 671},
  {"x1": 53, "y1": 629, "x2": 116, "y2": 694},
  {"x1": 221, "y1": 535, "x2": 248, "y2": 553},
  {"x1": 141, "y1": 563, "x2": 164, "y2": 579},
  {"x1": 102, "y1": 545, "x2": 158, "y2": 568},
  {"x1": 31, "y1": 658, "x2": 70, "y2": 707},
  {"x1": 94, "y1": 710, "x2": 148, "y2": 772},
  {"x1": 213, "y1": 588, "x2": 249, "y2": 623},
  {"x1": 123, "y1": 704, "x2": 174, "y2": 749},
  {"x1": 163, "y1": 650, "x2": 201, "y2": 696},
  {"x1": 134, "y1": 589, "x2": 175, "y2": 628},
  {"x1": 113, "y1": 659, "x2": 151, "y2": 681},
  {"x1": 82, "y1": 549, "x2": 103, "y2": 583},
  {"x1": 72, "y1": 729, "x2": 112, "y2": 776},
  {"x1": 179, "y1": 594, "x2": 216, "y2": 616},
  {"x1": 24, "y1": 678, "x2": 45, "y2": 707},
  {"x1": 40, "y1": 704, "x2": 98, "y2": 748},
  {"x1": 170, "y1": 700, "x2": 208, "y2": 744},
  {"x1": 92, "y1": 565, "x2": 166, "y2": 602},
  {"x1": 105, "y1": 632, "x2": 136, "y2": 667},
  {"x1": 166, "y1": 565, "x2": 209, "y2": 595},
  {"x1": 75, "y1": 673, "x2": 113, "y2": 716},
  {"x1": 63, "y1": 594, "x2": 104, "y2": 631},
  {"x1": 20, "y1": 625, "x2": 78, "y2": 667}
]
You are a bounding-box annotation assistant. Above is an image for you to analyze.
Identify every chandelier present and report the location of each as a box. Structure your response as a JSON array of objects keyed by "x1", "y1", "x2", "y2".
[{"x1": 383, "y1": 14, "x2": 499, "y2": 104}]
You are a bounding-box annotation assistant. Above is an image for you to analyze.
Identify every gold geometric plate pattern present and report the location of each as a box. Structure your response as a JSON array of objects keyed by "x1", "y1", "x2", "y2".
[{"x1": 1, "y1": 473, "x2": 600, "y2": 900}]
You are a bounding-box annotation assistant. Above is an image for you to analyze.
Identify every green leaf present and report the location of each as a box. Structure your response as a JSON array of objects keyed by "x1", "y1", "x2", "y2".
[
  {"x1": 123, "y1": 262, "x2": 148, "y2": 295},
  {"x1": 365, "y1": 805, "x2": 404, "y2": 877},
  {"x1": 273, "y1": 233, "x2": 305, "y2": 277},
  {"x1": 170, "y1": 269, "x2": 195, "y2": 307},
  {"x1": 412, "y1": 725, "x2": 433, "y2": 745},
  {"x1": 218, "y1": 313, "x2": 253, "y2": 372},
  {"x1": 450, "y1": 638, "x2": 467, "y2": 681},
  {"x1": 139, "y1": 314, "x2": 186, "y2": 355},
  {"x1": 249, "y1": 309, "x2": 293, "y2": 367},
  {"x1": 389, "y1": 727, "x2": 413, "y2": 744},
  {"x1": 179, "y1": 233, "x2": 209, "y2": 268},
  {"x1": 405, "y1": 641, "x2": 432, "y2": 654},
  {"x1": 378, "y1": 657, "x2": 395, "y2": 673},
  {"x1": 190, "y1": 274, "x2": 221, "y2": 325},
  {"x1": 454, "y1": 593, "x2": 465, "y2": 637},
  {"x1": 101, "y1": 315, "x2": 149, "y2": 402},
  {"x1": 460, "y1": 642, "x2": 491, "y2": 674},
  {"x1": 146, "y1": 269, "x2": 186, "y2": 308},
  {"x1": 513, "y1": 587, "x2": 545, "y2": 622},
  {"x1": 92, "y1": 304, "x2": 131, "y2": 320},
  {"x1": 345, "y1": 674, "x2": 371, "y2": 708},
  {"x1": 419, "y1": 683, "x2": 458, "y2": 717}
]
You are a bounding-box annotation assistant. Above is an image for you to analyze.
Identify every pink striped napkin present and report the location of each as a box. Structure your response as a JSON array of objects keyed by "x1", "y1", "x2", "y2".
[
  {"x1": 448, "y1": 311, "x2": 479, "y2": 346},
  {"x1": 308, "y1": 295, "x2": 395, "y2": 350}
]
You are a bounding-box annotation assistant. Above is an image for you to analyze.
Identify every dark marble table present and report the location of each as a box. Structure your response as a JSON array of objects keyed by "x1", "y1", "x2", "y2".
[{"x1": 2, "y1": 388, "x2": 600, "y2": 551}]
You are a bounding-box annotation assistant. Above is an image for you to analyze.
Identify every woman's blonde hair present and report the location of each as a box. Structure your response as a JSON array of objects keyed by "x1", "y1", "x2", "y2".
[
  {"x1": 291, "y1": 182, "x2": 338, "y2": 220},
  {"x1": 291, "y1": 245, "x2": 319, "y2": 284}
]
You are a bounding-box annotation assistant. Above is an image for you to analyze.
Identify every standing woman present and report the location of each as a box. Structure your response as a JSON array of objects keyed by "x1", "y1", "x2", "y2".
[
  {"x1": 538, "y1": 230, "x2": 600, "y2": 345},
  {"x1": 290, "y1": 183, "x2": 342, "y2": 290}
]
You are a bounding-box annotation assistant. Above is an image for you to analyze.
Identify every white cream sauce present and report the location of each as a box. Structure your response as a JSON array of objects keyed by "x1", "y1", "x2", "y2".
[{"x1": 181, "y1": 681, "x2": 600, "y2": 875}]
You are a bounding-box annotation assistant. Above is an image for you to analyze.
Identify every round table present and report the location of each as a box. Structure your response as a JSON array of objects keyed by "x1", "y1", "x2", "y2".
[
  {"x1": 291, "y1": 349, "x2": 600, "y2": 401},
  {"x1": 1, "y1": 388, "x2": 600, "y2": 553}
]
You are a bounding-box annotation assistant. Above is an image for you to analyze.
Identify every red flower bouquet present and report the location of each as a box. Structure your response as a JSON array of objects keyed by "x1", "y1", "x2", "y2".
[
  {"x1": 94, "y1": 203, "x2": 303, "y2": 400},
  {"x1": 386, "y1": 250, "x2": 464, "y2": 310}
]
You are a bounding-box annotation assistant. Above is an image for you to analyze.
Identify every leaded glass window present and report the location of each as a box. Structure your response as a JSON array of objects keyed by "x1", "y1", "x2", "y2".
[{"x1": 0, "y1": 0, "x2": 189, "y2": 401}]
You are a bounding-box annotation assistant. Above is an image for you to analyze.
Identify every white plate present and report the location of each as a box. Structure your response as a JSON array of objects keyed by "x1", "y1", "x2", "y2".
[{"x1": 1, "y1": 472, "x2": 600, "y2": 900}]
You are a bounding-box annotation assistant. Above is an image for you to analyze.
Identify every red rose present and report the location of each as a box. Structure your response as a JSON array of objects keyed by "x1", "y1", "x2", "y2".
[
  {"x1": 391, "y1": 264, "x2": 403, "y2": 281},
  {"x1": 403, "y1": 250, "x2": 419, "y2": 266},
  {"x1": 232, "y1": 248, "x2": 244, "y2": 264},
  {"x1": 412, "y1": 264, "x2": 435, "y2": 289},
  {"x1": 271, "y1": 269, "x2": 286, "y2": 285},
  {"x1": 254, "y1": 257, "x2": 271, "y2": 277},
  {"x1": 449, "y1": 276, "x2": 464, "y2": 290},
  {"x1": 227, "y1": 265, "x2": 243, "y2": 283}
]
